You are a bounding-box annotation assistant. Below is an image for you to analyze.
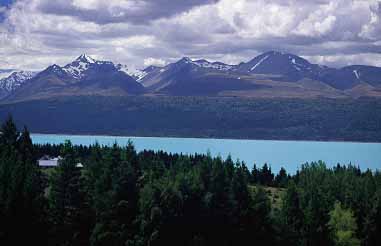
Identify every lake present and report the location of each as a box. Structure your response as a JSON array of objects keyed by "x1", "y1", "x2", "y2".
[{"x1": 31, "y1": 134, "x2": 381, "y2": 173}]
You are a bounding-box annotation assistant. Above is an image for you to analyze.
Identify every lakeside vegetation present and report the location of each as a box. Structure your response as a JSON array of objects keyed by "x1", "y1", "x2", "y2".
[
  {"x1": 0, "y1": 116, "x2": 380, "y2": 246},
  {"x1": 1, "y1": 96, "x2": 381, "y2": 142}
]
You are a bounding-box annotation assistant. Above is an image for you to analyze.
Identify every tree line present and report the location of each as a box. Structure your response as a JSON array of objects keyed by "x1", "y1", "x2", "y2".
[{"x1": 0, "y1": 116, "x2": 380, "y2": 246}]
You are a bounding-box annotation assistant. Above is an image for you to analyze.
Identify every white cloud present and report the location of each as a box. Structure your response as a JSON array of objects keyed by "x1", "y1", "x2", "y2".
[
  {"x1": 0, "y1": 0, "x2": 380, "y2": 70},
  {"x1": 111, "y1": 35, "x2": 156, "y2": 48},
  {"x1": 143, "y1": 57, "x2": 167, "y2": 67},
  {"x1": 295, "y1": 15, "x2": 336, "y2": 37},
  {"x1": 216, "y1": 0, "x2": 297, "y2": 38},
  {"x1": 304, "y1": 53, "x2": 381, "y2": 67},
  {"x1": 359, "y1": 2, "x2": 381, "y2": 40}
]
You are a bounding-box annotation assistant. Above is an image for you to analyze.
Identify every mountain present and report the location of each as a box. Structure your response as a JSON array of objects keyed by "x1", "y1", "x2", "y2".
[
  {"x1": 62, "y1": 54, "x2": 97, "y2": 79},
  {"x1": 138, "y1": 57, "x2": 264, "y2": 95},
  {"x1": 237, "y1": 51, "x2": 320, "y2": 78},
  {"x1": 341, "y1": 65, "x2": 381, "y2": 87},
  {"x1": 116, "y1": 63, "x2": 149, "y2": 82},
  {"x1": 192, "y1": 59, "x2": 235, "y2": 71},
  {"x1": 236, "y1": 51, "x2": 336, "y2": 86},
  {"x1": 2, "y1": 51, "x2": 381, "y2": 102},
  {"x1": 137, "y1": 53, "x2": 346, "y2": 97},
  {"x1": 234, "y1": 51, "x2": 381, "y2": 91},
  {"x1": 5, "y1": 55, "x2": 145, "y2": 102},
  {"x1": 0, "y1": 71, "x2": 37, "y2": 99},
  {"x1": 0, "y1": 69, "x2": 17, "y2": 79}
]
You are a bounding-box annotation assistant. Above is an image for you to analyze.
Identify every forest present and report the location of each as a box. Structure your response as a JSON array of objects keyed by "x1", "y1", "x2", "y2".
[
  {"x1": 0, "y1": 116, "x2": 380, "y2": 246},
  {"x1": 1, "y1": 96, "x2": 381, "y2": 142}
]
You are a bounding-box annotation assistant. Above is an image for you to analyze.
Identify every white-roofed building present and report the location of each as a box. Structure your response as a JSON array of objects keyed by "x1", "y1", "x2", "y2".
[
  {"x1": 38, "y1": 156, "x2": 83, "y2": 168},
  {"x1": 38, "y1": 156, "x2": 62, "y2": 168}
]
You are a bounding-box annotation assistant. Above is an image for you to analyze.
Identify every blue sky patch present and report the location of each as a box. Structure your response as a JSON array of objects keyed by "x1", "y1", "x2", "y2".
[
  {"x1": 0, "y1": 0, "x2": 13, "y2": 22},
  {"x1": 0, "y1": 0, "x2": 13, "y2": 7}
]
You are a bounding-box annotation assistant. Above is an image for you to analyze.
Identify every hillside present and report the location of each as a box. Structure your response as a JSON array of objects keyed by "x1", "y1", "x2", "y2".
[{"x1": 1, "y1": 96, "x2": 380, "y2": 142}]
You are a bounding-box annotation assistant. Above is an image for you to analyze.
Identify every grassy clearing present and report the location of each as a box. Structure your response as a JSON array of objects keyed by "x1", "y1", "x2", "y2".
[{"x1": 249, "y1": 185, "x2": 286, "y2": 211}]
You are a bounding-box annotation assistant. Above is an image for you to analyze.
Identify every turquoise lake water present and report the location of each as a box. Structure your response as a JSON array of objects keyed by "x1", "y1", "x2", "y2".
[{"x1": 31, "y1": 134, "x2": 381, "y2": 173}]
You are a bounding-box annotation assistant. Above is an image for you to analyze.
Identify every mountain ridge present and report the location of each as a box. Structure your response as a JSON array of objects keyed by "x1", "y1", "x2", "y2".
[
  {"x1": 3, "y1": 54, "x2": 145, "y2": 102},
  {"x1": 2, "y1": 51, "x2": 381, "y2": 102}
]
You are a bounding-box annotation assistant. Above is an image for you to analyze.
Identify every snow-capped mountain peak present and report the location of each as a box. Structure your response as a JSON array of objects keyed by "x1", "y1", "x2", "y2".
[
  {"x1": 116, "y1": 64, "x2": 148, "y2": 82},
  {"x1": 76, "y1": 54, "x2": 96, "y2": 64},
  {"x1": 63, "y1": 54, "x2": 98, "y2": 79},
  {"x1": 174, "y1": 57, "x2": 192, "y2": 65},
  {"x1": 0, "y1": 70, "x2": 37, "y2": 92},
  {"x1": 192, "y1": 59, "x2": 234, "y2": 71},
  {"x1": 239, "y1": 51, "x2": 315, "y2": 75},
  {"x1": 171, "y1": 57, "x2": 234, "y2": 71}
]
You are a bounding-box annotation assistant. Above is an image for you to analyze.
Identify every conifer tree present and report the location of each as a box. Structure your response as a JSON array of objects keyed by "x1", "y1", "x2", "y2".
[
  {"x1": 282, "y1": 180, "x2": 304, "y2": 245},
  {"x1": 0, "y1": 120, "x2": 47, "y2": 245},
  {"x1": 328, "y1": 202, "x2": 360, "y2": 246},
  {"x1": 49, "y1": 140, "x2": 83, "y2": 246}
]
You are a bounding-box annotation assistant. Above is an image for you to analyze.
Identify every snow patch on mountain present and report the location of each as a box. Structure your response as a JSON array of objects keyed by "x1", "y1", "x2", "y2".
[
  {"x1": 192, "y1": 60, "x2": 234, "y2": 71},
  {"x1": 62, "y1": 54, "x2": 103, "y2": 79},
  {"x1": 251, "y1": 55, "x2": 269, "y2": 71},
  {"x1": 353, "y1": 70, "x2": 360, "y2": 79},
  {"x1": 116, "y1": 64, "x2": 147, "y2": 81},
  {"x1": 61, "y1": 54, "x2": 151, "y2": 82},
  {"x1": 0, "y1": 71, "x2": 36, "y2": 91},
  {"x1": 289, "y1": 56, "x2": 313, "y2": 72},
  {"x1": 63, "y1": 62, "x2": 89, "y2": 79},
  {"x1": 80, "y1": 54, "x2": 96, "y2": 64}
]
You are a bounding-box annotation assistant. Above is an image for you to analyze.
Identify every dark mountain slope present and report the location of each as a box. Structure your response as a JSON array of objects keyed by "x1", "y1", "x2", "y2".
[
  {"x1": 3, "y1": 51, "x2": 381, "y2": 101},
  {"x1": 140, "y1": 57, "x2": 265, "y2": 95},
  {"x1": 0, "y1": 96, "x2": 380, "y2": 142},
  {"x1": 5, "y1": 55, "x2": 145, "y2": 102}
]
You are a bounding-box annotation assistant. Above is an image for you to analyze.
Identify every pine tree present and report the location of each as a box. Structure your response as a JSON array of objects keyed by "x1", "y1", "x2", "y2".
[
  {"x1": 248, "y1": 186, "x2": 275, "y2": 244},
  {"x1": 328, "y1": 202, "x2": 360, "y2": 246},
  {"x1": 363, "y1": 189, "x2": 381, "y2": 246},
  {"x1": 0, "y1": 121, "x2": 47, "y2": 245},
  {"x1": 0, "y1": 115, "x2": 19, "y2": 146},
  {"x1": 260, "y1": 163, "x2": 274, "y2": 186},
  {"x1": 251, "y1": 164, "x2": 260, "y2": 184},
  {"x1": 275, "y1": 167, "x2": 288, "y2": 187},
  {"x1": 49, "y1": 140, "x2": 83, "y2": 246},
  {"x1": 282, "y1": 180, "x2": 304, "y2": 245},
  {"x1": 91, "y1": 142, "x2": 140, "y2": 246}
]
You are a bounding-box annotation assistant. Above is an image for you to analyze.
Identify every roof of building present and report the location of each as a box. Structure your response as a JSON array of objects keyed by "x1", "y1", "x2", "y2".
[
  {"x1": 38, "y1": 159, "x2": 59, "y2": 167},
  {"x1": 38, "y1": 157, "x2": 83, "y2": 168}
]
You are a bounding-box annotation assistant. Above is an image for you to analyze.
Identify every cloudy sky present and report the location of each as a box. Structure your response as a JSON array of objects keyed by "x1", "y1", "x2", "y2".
[{"x1": 0, "y1": 0, "x2": 381, "y2": 71}]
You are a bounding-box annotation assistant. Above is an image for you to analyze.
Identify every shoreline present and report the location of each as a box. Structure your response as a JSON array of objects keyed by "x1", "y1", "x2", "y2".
[{"x1": 30, "y1": 132, "x2": 381, "y2": 144}]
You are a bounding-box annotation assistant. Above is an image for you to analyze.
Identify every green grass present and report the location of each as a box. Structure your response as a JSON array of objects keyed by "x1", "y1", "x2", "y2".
[
  {"x1": 41, "y1": 167, "x2": 55, "y2": 177},
  {"x1": 264, "y1": 186, "x2": 286, "y2": 210},
  {"x1": 249, "y1": 185, "x2": 286, "y2": 211}
]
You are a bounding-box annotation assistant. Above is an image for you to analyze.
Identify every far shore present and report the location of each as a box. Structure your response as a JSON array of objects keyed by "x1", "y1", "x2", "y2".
[{"x1": 30, "y1": 132, "x2": 381, "y2": 144}]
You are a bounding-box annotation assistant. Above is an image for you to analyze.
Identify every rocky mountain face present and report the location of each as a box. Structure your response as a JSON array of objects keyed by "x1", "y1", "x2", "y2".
[
  {"x1": 136, "y1": 51, "x2": 381, "y2": 97},
  {"x1": 4, "y1": 55, "x2": 145, "y2": 102},
  {"x1": 137, "y1": 57, "x2": 265, "y2": 96},
  {"x1": 0, "y1": 71, "x2": 36, "y2": 99},
  {"x1": 2, "y1": 51, "x2": 381, "y2": 102}
]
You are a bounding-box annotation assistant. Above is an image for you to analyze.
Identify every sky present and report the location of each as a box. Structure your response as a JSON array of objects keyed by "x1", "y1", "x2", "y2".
[{"x1": 0, "y1": 0, "x2": 381, "y2": 71}]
